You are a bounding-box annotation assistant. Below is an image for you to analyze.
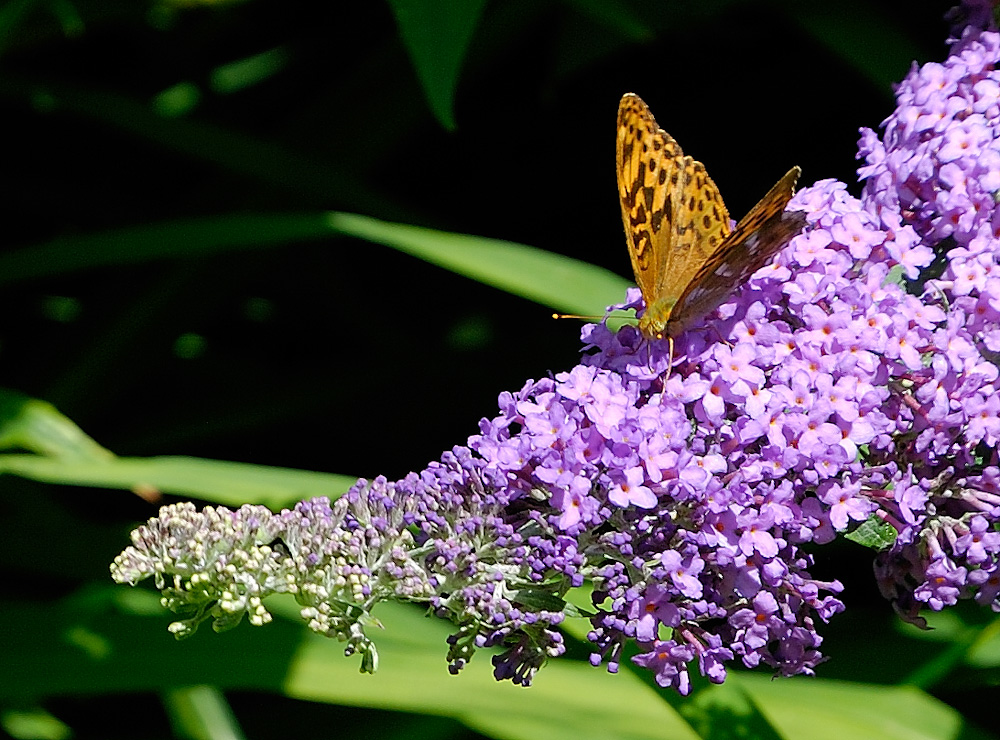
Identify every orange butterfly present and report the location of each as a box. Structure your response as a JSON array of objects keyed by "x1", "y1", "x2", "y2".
[{"x1": 617, "y1": 93, "x2": 805, "y2": 347}]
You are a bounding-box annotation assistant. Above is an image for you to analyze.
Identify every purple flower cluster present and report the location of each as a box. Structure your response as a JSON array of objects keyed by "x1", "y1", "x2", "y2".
[
  {"x1": 112, "y1": 1, "x2": 1000, "y2": 693},
  {"x1": 947, "y1": 0, "x2": 1000, "y2": 44},
  {"x1": 112, "y1": 449, "x2": 571, "y2": 681},
  {"x1": 858, "y1": 26, "x2": 1000, "y2": 251},
  {"x1": 855, "y1": 6, "x2": 1000, "y2": 626},
  {"x1": 468, "y1": 173, "x2": 956, "y2": 689}
]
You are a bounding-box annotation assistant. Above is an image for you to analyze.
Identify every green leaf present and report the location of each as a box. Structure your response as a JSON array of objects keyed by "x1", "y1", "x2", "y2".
[
  {"x1": 4, "y1": 596, "x2": 699, "y2": 740},
  {"x1": 0, "y1": 389, "x2": 113, "y2": 462},
  {"x1": 271, "y1": 599, "x2": 701, "y2": 740},
  {"x1": 965, "y1": 615, "x2": 1000, "y2": 668},
  {"x1": 509, "y1": 589, "x2": 567, "y2": 613},
  {"x1": 327, "y1": 211, "x2": 632, "y2": 318},
  {"x1": 737, "y1": 673, "x2": 975, "y2": 740},
  {"x1": 789, "y1": 2, "x2": 923, "y2": 92},
  {"x1": 885, "y1": 263, "x2": 907, "y2": 287},
  {"x1": 151, "y1": 81, "x2": 201, "y2": 118},
  {"x1": 896, "y1": 610, "x2": 1000, "y2": 690},
  {"x1": 0, "y1": 214, "x2": 334, "y2": 284},
  {"x1": 210, "y1": 47, "x2": 289, "y2": 95},
  {"x1": 163, "y1": 685, "x2": 247, "y2": 740},
  {"x1": 0, "y1": 212, "x2": 630, "y2": 321},
  {"x1": 678, "y1": 676, "x2": 784, "y2": 740},
  {"x1": 0, "y1": 708, "x2": 71, "y2": 740},
  {"x1": 0, "y1": 0, "x2": 38, "y2": 56},
  {"x1": 561, "y1": 0, "x2": 653, "y2": 41},
  {"x1": 845, "y1": 514, "x2": 898, "y2": 551},
  {"x1": 386, "y1": 0, "x2": 488, "y2": 130},
  {"x1": 6, "y1": 594, "x2": 970, "y2": 740},
  {"x1": 0, "y1": 454, "x2": 355, "y2": 510}
]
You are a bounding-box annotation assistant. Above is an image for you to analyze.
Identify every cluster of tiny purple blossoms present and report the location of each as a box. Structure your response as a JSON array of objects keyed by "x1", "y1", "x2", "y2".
[
  {"x1": 111, "y1": 451, "x2": 563, "y2": 680},
  {"x1": 855, "y1": 7, "x2": 1000, "y2": 622},
  {"x1": 112, "y1": 4, "x2": 1000, "y2": 693}
]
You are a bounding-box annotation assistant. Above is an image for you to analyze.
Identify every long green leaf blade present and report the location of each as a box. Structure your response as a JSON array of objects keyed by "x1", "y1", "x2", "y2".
[
  {"x1": 0, "y1": 212, "x2": 630, "y2": 318},
  {"x1": 0, "y1": 454, "x2": 355, "y2": 509}
]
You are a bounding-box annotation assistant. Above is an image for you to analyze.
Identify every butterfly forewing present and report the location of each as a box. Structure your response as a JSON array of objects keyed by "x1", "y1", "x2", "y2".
[
  {"x1": 615, "y1": 93, "x2": 804, "y2": 340},
  {"x1": 616, "y1": 94, "x2": 732, "y2": 322}
]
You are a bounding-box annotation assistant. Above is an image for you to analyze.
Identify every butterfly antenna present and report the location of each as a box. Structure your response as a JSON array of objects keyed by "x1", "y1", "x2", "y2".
[{"x1": 552, "y1": 313, "x2": 605, "y2": 322}]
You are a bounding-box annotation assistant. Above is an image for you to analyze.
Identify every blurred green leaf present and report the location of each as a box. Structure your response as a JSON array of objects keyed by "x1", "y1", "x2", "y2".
[
  {"x1": 3, "y1": 593, "x2": 970, "y2": 740},
  {"x1": 895, "y1": 609, "x2": 1000, "y2": 689},
  {"x1": 966, "y1": 616, "x2": 1000, "y2": 668},
  {"x1": 0, "y1": 708, "x2": 71, "y2": 740},
  {"x1": 736, "y1": 673, "x2": 975, "y2": 740},
  {"x1": 386, "y1": 0, "x2": 488, "y2": 130},
  {"x1": 672, "y1": 675, "x2": 784, "y2": 740},
  {"x1": 164, "y1": 685, "x2": 247, "y2": 740},
  {"x1": 0, "y1": 214, "x2": 333, "y2": 284},
  {"x1": 288, "y1": 623, "x2": 696, "y2": 740},
  {"x1": 210, "y1": 46, "x2": 289, "y2": 95},
  {"x1": 3, "y1": 595, "x2": 697, "y2": 740},
  {"x1": 897, "y1": 608, "x2": 972, "y2": 645},
  {"x1": 561, "y1": 0, "x2": 654, "y2": 41},
  {"x1": 0, "y1": 0, "x2": 38, "y2": 55},
  {"x1": 0, "y1": 389, "x2": 113, "y2": 462},
  {"x1": 39, "y1": 295, "x2": 81, "y2": 323},
  {"x1": 327, "y1": 212, "x2": 632, "y2": 318},
  {"x1": 0, "y1": 454, "x2": 355, "y2": 509},
  {"x1": 789, "y1": 2, "x2": 922, "y2": 92},
  {"x1": 0, "y1": 212, "x2": 631, "y2": 320},
  {"x1": 0, "y1": 79, "x2": 394, "y2": 216},
  {"x1": 173, "y1": 332, "x2": 207, "y2": 360},
  {"x1": 49, "y1": 0, "x2": 83, "y2": 37},
  {"x1": 152, "y1": 81, "x2": 201, "y2": 118}
]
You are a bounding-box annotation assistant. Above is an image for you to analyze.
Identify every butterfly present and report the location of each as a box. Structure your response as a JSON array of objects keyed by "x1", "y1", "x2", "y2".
[{"x1": 616, "y1": 93, "x2": 806, "y2": 349}]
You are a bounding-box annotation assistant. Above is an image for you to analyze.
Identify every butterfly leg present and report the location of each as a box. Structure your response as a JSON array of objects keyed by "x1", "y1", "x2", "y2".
[
  {"x1": 649, "y1": 337, "x2": 674, "y2": 384},
  {"x1": 708, "y1": 324, "x2": 733, "y2": 350}
]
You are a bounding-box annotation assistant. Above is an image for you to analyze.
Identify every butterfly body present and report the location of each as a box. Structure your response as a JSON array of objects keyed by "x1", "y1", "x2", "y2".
[{"x1": 616, "y1": 93, "x2": 805, "y2": 341}]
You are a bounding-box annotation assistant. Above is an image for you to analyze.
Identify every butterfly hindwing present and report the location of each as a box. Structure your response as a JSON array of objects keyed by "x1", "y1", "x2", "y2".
[{"x1": 723, "y1": 165, "x2": 801, "y2": 251}]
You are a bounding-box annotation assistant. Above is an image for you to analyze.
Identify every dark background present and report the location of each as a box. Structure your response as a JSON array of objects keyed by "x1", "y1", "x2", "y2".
[
  {"x1": 4, "y1": 0, "x2": 989, "y2": 737},
  {"x1": 1, "y1": 0, "x2": 952, "y2": 481}
]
